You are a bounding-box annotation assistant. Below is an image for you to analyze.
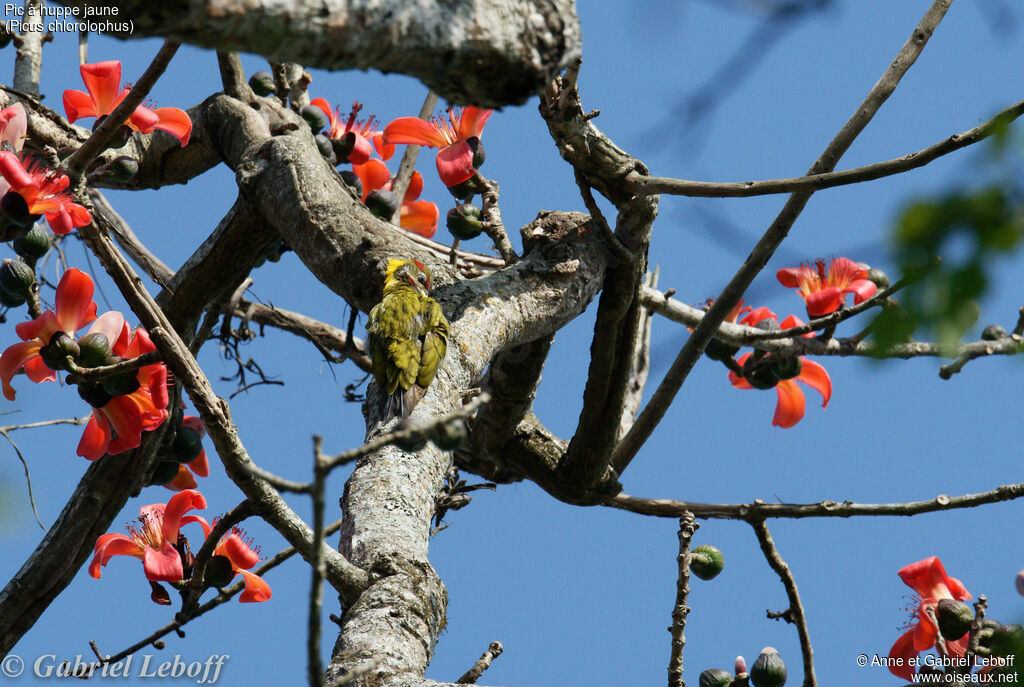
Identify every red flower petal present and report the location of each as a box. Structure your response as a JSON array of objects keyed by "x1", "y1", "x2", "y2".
[
  {"x1": 161, "y1": 489, "x2": 207, "y2": 543},
  {"x1": 457, "y1": 106, "x2": 492, "y2": 139},
  {"x1": 221, "y1": 532, "x2": 260, "y2": 570},
  {"x1": 163, "y1": 464, "x2": 198, "y2": 491},
  {"x1": 352, "y1": 159, "x2": 391, "y2": 201},
  {"x1": 0, "y1": 151, "x2": 34, "y2": 191},
  {"x1": 142, "y1": 541, "x2": 184, "y2": 582},
  {"x1": 899, "y1": 556, "x2": 971, "y2": 601},
  {"x1": 309, "y1": 98, "x2": 335, "y2": 131},
  {"x1": 0, "y1": 340, "x2": 41, "y2": 400},
  {"x1": 804, "y1": 286, "x2": 842, "y2": 317},
  {"x1": 80, "y1": 61, "x2": 122, "y2": 115},
  {"x1": 400, "y1": 200, "x2": 438, "y2": 238},
  {"x1": 23, "y1": 355, "x2": 55, "y2": 384},
  {"x1": 740, "y1": 306, "x2": 778, "y2": 327},
  {"x1": 404, "y1": 171, "x2": 424, "y2": 202},
  {"x1": 372, "y1": 132, "x2": 395, "y2": 161},
  {"x1": 89, "y1": 533, "x2": 143, "y2": 578},
  {"x1": 237, "y1": 569, "x2": 272, "y2": 602},
  {"x1": 383, "y1": 117, "x2": 448, "y2": 148},
  {"x1": 436, "y1": 140, "x2": 475, "y2": 187},
  {"x1": 54, "y1": 268, "x2": 96, "y2": 334},
  {"x1": 728, "y1": 352, "x2": 754, "y2": 390},
  {"x1": 887, "y1": 629, "x2": 918, "y2": 680},
  {"x1": 150, "y1": 107, "x2": 192, "y2": 146},
  {"x1": 772, "y1": 379, "x2": 805, "y2": 428},
  {"x1": 346, "y1": 132, "x2": 373, "y2": 166},
  {"x1": 776, "y1": 266, "x2": 813, "y2": 289},
  {"x1": 847, "y1": 278, "x2": 877, "y2": 305},
  {"x1": 796, "y1": 358, "x2": 831, "y2": 408},
  {"x1": 128, "y1": 105, "x2": 160, "y2": 134},
  {"x1": 77, "y1": 413, "x2": 110, "y2": 460}
]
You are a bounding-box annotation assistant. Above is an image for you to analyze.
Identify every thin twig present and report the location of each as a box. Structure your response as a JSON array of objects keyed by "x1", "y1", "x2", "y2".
[
  {"x1": 610, "y1": 0, "x2": 954, "y2": 474},
  {"x1": 390, "y1": 90, "x2": 438, "y2": 224},
  {"x1": 456, "y1": 641, "x2": 504, "y2": 684},
  {"x1": 751, "y1": 520, "x2": 816, "y2": 687},
  {"x1": 471, "y1": 172, "x2": 517, "y2": 265},
  {"x1": 64, "y1": 41, "x2": 181, "y2": 180},
  {"x1": 216, "y1": 52, "x2": 247, "y2": 100},
  {"x1": 624, "y1": 98, "x2": 1024, "y2": 198},
  {"x1": 179, "y1": 500, "x2": 255, "y2": 620},
  {"x1": 308, "y1": 436, "x2": 327, "y2": 687},
  {"x1": 66, "y1": 351, "x2": 161, "y2": 382},
  {"x1": 668, "y1": 511, "x2": 698, "y2": 687}
]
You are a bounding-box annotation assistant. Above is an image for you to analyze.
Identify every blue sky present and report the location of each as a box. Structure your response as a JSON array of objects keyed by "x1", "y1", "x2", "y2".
[{"x1": 1, "y1": 1, "x2": 1023, "y2": 685}]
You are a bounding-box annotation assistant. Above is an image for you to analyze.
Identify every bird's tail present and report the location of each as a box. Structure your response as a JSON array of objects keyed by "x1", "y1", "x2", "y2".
[{"x1": 381, "y1": 386, "x2": 425, "y2": 421}]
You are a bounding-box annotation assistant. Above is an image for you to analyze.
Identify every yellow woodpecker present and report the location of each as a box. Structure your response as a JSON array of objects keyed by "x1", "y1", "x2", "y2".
[{"x1": 367, "y1": 259, "x2": 450, "y2": 420}]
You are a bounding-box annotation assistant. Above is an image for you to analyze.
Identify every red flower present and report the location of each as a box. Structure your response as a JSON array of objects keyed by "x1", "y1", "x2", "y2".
[
  {"x1": 76, "y1": 312, "x2": 169, "y2": 460},
  {"x1": 63, "y1": 60, "x2": 191, "y2": 146},
  {"x1": 888, "y1": 556, "x2": 972, "y2": 680},
  {"x1": 383, "y1": 106, "x2": 492, "y2": 187},
  {"x1": 353, "y1": 158, "x2": 439, "y2": 238},
  {"x1": 0, "y1": 267, "x2": 97, "y2": 400},
  {"x1": 89, "y1": 489, "x2": 206, "y2": 582},
  {"x1": 777, "y1": 257, "x2": 877, "y2": 317},
  {"x1": 163, "y1": 415, "x2": 211, "y2": 491},
  {"x1": 0, "y1": 152, "x2": 91, "y2": 234},
  {"x1": 727, "y1": 309, "x2": 832, "y2": 428},
  {"x1": 0, "y1": 103, "x2": 26, "y2": 152},
  {"x1": 309, "y1": 98, "x2": 392, "y2": 165},
  {"x1": 188, "y1": 516, "x2": 272, "y2": 602}
]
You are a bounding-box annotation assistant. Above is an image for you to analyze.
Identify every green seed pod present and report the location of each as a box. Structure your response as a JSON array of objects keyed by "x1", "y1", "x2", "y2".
[
  {"x1": 248, "y1": 70, "x2": 275, "y2": 97},
  {"x1": 13, "y1": 223, "x2": 51, "y2": 264},
  {"x1": 989, "y1": 624, "x2": 1024, "y2": 659},
  {"x1": 699, "y1": 669, "x2": 732, "y2": 687},
  {"x1": 148, "y1": 460, "x2": 181, "y2": 487},
  {"x1": 0, "y1": 190, "x2": 34, "y2": 228},
  {"x1": 750, "y1": 647, "x2": 786, "y2": 687},
  {"x1": 299, "y1": 104, "x2": 328, "y2": 133},
  {"x1": 936, "y1": 598, "x2": 973, "y2": 641},
  {"x1": 704, "y1": 338, "x2": 740, "y2": 363},
  {"x1": 446, "y1": 203, "x2": 484, "y2": 240},
  {"x1": 77, "y1": 381, "x2": 113, "y2": 409},
  {"x1": 447, "y1": 178, "x2": 476, "y2": 200},
  {"x1": 0, "y1": 288, "x2": 25, "y2": 307},
  {"x1": 314, "y1": 134, "x2": 336, "y2": 164},
  {"x1": 332, "y1": 132, "x2": 357, "y2": 164},
  {"x1": 867, "y1": 267, "x2": 890, "y2": 289},
  {"x1": 204, "y1": 555, "x2": 236, "y2": 588},
  {"x1": 742, "y1": 355, "x2": 779, "y2": 390},
  {"x1": 102, "y1": 368, "x2": 142, "y2": 397},
  {"x1": 982, "y1": 324, "x2": 1007, "y2": 341},
  {"x1": 466, "y1": 136, "x2": 486, "y2": 169},
  {"x1": 690, "y1": 545, "x2": 724, "y2": 580},
  {"x1": 39, "y1": 331, "x2": 80, "y2": 372},
  {"x1": 430, "y1": 418, "x2": 467, "y2": 451},
  {"x1": 365, "y1": 189, "x2": 400, "y2": 220},
  {"x1": 339, "y1": 170, "x2": 363, "y2": 198},
  {"x1": 77, "y1": 332, "x2": 113, "y2": 368},
  {"x1": 0, "y1": 258, "x2": 35, "y2": 300},
  {"x1": 173, "y1": 426, "x2": 204, "y2": 464},
  {"x1": 108, "y1": 156, "x2": 139, "y2": 181},
  {"x1": 768, "y1": 354, "x2": 802, "y2": 381}
]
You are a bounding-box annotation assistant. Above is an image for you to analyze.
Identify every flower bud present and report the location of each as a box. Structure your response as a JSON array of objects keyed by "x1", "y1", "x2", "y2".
[
  {"x1": 750, "y1": 647, "x2": 786, "y2": 687},
  {"x1": 742, "y1": 354, "x2": 779, "y2": 390},
  {"x1": 867, "y1": 267, "x2": 889, "y2": 289},
  {"x1": 1, "y1": 190, "x2": 35, "y2": 228},
  {"x1": 768, "y1": 354, "x2": 802, "y2": 381},
  {"x1": 936, "y1": 598, "x2": 973, "y2": 641},
  {"x1": 466, "y1": 136, "x2": 486, "y2": 169},
  {"x1": 447, "y1": 178, "x2": 476, "y2": 200},
  {"x1": 248, "y1": 70, "x2": 275, "y2": 97},
  {"x1": 77, "y1": 381, "x2": 113, "y2": 409},
  {"x1": 1016, "y1": 568, "x2": 1024, "y2": 597},
  {"x1": 339, "y1": 170, "x2": 363, "y2": 198},
  {"x1": 204, "y1": 555, "x2": 236, "y2": 588},
  {"x1": 0, "y1": 258, "x2": 35, "y2": 301},
  {"x1": 299, "y1": 104, "x2": 328, "y2": 133},
  {"x1": 365, "y1": 189, "x2": 400, "y2": 220},
  {"x1": 704, "y1": 338, "x2": 740, "y2": 363},
  {"x1": 108, "y1": 156, "x2": 139, "y2": 181},
  {"x1": 39, "y1": 331, "x2": 80, "y2": 372},
  {"x1": 149, "y1": 581, "x2": 171, "y2": 606},
  {"x1": 147, "y1": 459, "x2": 181, "y2": 486},
  {"x1": 430, "y1": 418, "x2": 467, "y2": 451},
  {"x1": 735, "y1": 656, "x2": 748, "y2": 677},
  {"x1": 12, "y1": 223, "x2": 51, "y2": 265},
  {"x1": 331, "y1": 132, "x2": 357, "y2": 164},
  {"x1": 690, "y1": 545, "x2": 724, "y2": 580},
  {"x1": 983, "y1": 324, "x2": 1007, "y2": 341},
  {"x1": 173, "y1": 426, "x2": 204, "y2": 464},
  {"x1": 699, "y1": 669, "x2": 732, "y2": 687},
  {"x1": 446, "y1": 203, "x2": 484, "y2": 240},
  {"x1": 314, "y1": 134, "x2": 336, "y2": 163},
  {"x1": 0, "y1": 288, "x2": 25, "y2": 307},
  {"x1": 76, "y1": 332, "x2": 112, "y2": 368}
]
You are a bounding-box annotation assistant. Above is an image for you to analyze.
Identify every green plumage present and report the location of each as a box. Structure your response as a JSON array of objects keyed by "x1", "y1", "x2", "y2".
[{"x1": 367, "y1": 259, "x2": 450, "y2": 420}]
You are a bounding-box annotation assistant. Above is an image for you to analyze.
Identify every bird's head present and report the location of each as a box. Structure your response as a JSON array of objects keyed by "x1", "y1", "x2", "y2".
[{"x1": 384, "y1": 258, "x2": 432, "y2": 297}]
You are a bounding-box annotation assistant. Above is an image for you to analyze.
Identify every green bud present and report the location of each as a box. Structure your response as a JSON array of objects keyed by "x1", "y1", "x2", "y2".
[
  {"x1": 314, "y1": 134, "x2": 336, "y2": 163},
  {"x1": 147, "y1": 459, "x2": 181, "y2": 486},
  {"x1": 340, "y1": 170, "x2": 363, "y2": 198},
  {"x1": 867, "y1": 268, "x2": 890, "y2": 289},
  {"x1": 0, "y1": 258, "x2": 35, "y2": 300},
  {"x1": 446, "y1": 203, "x2": 484, "y2": 240},
  {"x1": 13, "y1": 223, "x2": 51, "y2": 264},
  {"x1": 466, "y1": 136, "x2": 485, "y2": 169},
  {"x1": 447, "y1": 178, "x2": 476, "y2": 200},
  {"x1": 989, "y1": 624, "x2": 1024, "y2": 659},
  {"x1": 108, "y1": 156, "x2": 139, "y2": 181},
  {"x1": 77, "y1": 332, "x2": 113, "y2": 368},
  {"x1": 332, "y1": 132, "x2": 357, "y2": 164},
  {"x1": 982, "y1": 324, "x2": 1007, "y2": 341},
  {"x1": 699, "y1": 669, "x2": 732, "y2": 687},
  {"x1": 204, "y1": 555, "x2": 236, "y2": 588},
  {"x1": 299, "y1": 104, "x2": 328, "y2": 133},
  {"x1": 704, "y1": 338, "x2": 740, "y2": 363},
  {"x1": 1, "y1": 190, "x2": 35, "y2": 228},
  {"x1": 77, "y1": 381, "x2": 113, "y2": 409},
  {"x1": 173, "y1": 426, "x2": 204, "y2": 464},
  {"x1": 102, "y1": 368, "x2": 142, "y2": 397},
  {"x1": 690, "y1": 545, "x2": 724, "y2": 580},
  {"x1": 936, "y1": 599, "x2": 973, "y2": 641},
  {"x1": 38, "y1": 331, "x2": 80, "y2": 372},
  {"x1": 0, "y1": 288, "x2": 25, "y2": 307},
  {"x1": 248, "y1": 71, "x2": 275, "y2": 97},
  {"x1": 750, "y1": 647, "x2": 786, "y2": 687},
  {"x1": 365, "y1": 189, "x2": 400, "y2": 220},
  {"x1": 768, "y1": 354, "x2": 802, "y2": 381},
  {"x1": 742, "y1": 354, "x2": 779, "y2": 390},
  {"x1": 430, "y1": 418, "x2": 467, "y2": 451}
]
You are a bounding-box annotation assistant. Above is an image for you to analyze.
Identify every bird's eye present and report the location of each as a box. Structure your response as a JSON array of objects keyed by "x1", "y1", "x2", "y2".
[{"x1": 418, "y1": 274, "x2": 427, "y2": 285}]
